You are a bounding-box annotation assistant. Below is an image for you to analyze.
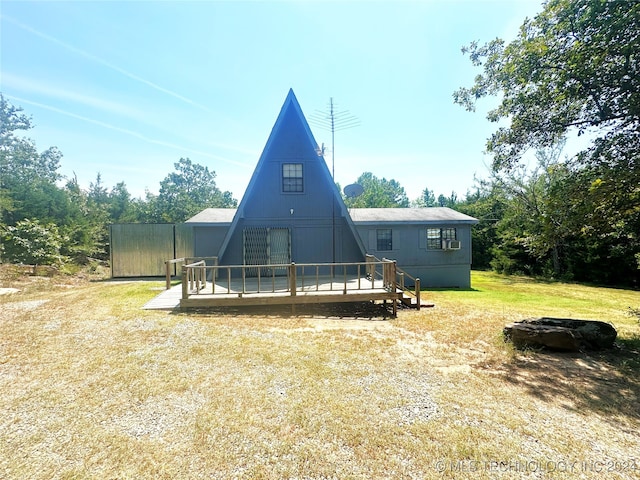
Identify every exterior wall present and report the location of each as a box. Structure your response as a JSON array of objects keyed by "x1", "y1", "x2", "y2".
[
  {"x1": 354, "y1": 223, "x2": 474, "y2": 288},
  {"x1": 109, "y1": 220, "x2": 473, "y2": 286},
  {"x1": 241, "y1": 103, "x2": 336, "y2": 221},
  {"x1": 192, "y1": 225, "x2": 229, "y2": 259},
  {"x1": 220, "y1": 216, "x2": 363, "y2": 266},
  {"x1": 175, "y1": 224, "x2": 195, "y2": 259},
  {"x1": 219, "y1": 101, "x2": 363, "y2": 268},
  {"x1": 403, "y1": 265, "x2": 472, "y2": 289}
]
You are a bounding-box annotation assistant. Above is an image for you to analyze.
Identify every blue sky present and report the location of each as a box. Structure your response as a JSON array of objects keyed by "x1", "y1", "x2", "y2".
[{"x1": 1, "y1": 0, "x2": 545, "y2": 203}]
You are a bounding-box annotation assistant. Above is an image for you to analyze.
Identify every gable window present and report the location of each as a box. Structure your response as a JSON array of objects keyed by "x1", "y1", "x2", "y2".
[
  {"x1": 282, "y1": 163, "x2": 303, "y2": 193},
  {"x1": 376, "y1": 229, "x2": 392, "y2": 251},
  {"x1": 427, "y1": 228, "x2": 457, "y2": 249}
]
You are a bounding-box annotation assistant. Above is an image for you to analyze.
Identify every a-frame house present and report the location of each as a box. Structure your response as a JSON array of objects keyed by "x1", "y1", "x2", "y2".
[
  {"x1": 199, "y1": 89, "x2": 366, "y2": 272},
  {"x1": 113, "y1": 89, "x2": 478, "y2": 294}
]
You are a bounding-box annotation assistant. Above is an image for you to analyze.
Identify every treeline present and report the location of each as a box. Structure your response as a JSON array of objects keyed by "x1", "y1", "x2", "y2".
[
  {"x1": 0, "y1": 95, "x2": 236, "y2": 266},
  {"x1": 342, "y1": 153, "x2": 639, "y2": 288},
  {"x1": 1, "y1": 92, "x2": 638, "y2": 287},
  {"x1": 450, "y1": 0, "x2": 639, "y2": 288},
  {"x1": 2, "y1": 0, "x2": 639, "y2": 286},
  {"x1": 326, "y1": 0, "x2": 640, "y2": 289}
]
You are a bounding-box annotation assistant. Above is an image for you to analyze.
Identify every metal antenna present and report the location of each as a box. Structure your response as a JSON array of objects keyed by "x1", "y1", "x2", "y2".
[
  {"x1": 309, "y1": 98, "x2": 359, "y2": 265},
  {"x1": 309, "y1": 98, "x2": 360, "y2": 180}
]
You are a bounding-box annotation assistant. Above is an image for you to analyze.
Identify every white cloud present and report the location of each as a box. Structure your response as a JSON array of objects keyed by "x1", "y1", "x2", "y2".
[
  {"x1": 2, "y1": 14, "x2": 212, "y2": 113},
  {"x1": 7, "y1": 95, "x2": 251, "y2": 168},
  {"x1": 1, "y1": 72, "x2": 144, "y2": 119}
]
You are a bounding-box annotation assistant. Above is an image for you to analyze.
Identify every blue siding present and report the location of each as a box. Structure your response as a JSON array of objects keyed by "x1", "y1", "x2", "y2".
[
  {"x1": 193, "y1": 226, "x2": 228, "y2": 258},
  {"x1": 189, "y1": 90, "x2": 477, "y2": 288},
  {"x1": 221, "y1": 216, "x2": 362, "y2": 266},
  {"x1": 355, "y1": 223, "x2": 474, "y2": 288},
  {"x1": 241, "y1": 105, "x2": 336, "y2": 220},
  {"x1": 218, "y1": 90, "x2": 365, "y2": 267}
]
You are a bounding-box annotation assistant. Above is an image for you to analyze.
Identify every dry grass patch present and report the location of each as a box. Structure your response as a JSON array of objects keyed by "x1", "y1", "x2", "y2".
[{"x1": 0, "y1": 270, "x2": 639, "y2": 479}]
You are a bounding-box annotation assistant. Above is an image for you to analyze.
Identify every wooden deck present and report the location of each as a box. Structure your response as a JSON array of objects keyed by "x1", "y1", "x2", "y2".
[
  {"x1": 143, "y1": 285, "x2": 183, "y2": 310},
  {"x1": 144, "y1": 258, "x2": 422, "y2": 315},
  {"x1": 144, "y1": 276, "x2": 402, "y2": 310}
]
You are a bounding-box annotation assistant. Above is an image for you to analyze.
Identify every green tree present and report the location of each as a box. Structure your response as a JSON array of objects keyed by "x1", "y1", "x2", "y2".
[
  {"x1": 0, "y1": 96, "x2": 147, "y2": 264},
  {"x1": 344, "y1": 172, "x2": 409, "y2": 208},
  {"x1": 489, "y1": 144, "x2": 573, "y2": 277},
  {"x1": 454, "y1": 0, "x2": 640, "y2": 172},
  {"x1": 107, "y1": 182, "x2": 139, "y2": 223},
  {"x1": 1, "y1": 219, "x2": 63, "y2": 265},
  {"x1": 413, "y1": 187, "x2": 437, "y2": 207},
  {"x1": 435, "y1": 192, "x2": 458, "y2": 208},
  {"x1": 455, "y1": 0, "x2": 640, "y2": 285},
  {"x1": 155, "y1": 158, "x2": 237, "y2": 223},
  {"x1": 456, "y1": 182, "x2": 506, "y2": 270},
  {"x1": 556, "y1": 160, "x2": 640, "y2": 285},
  {"x1": 0, "y1": 94, "x2": 69, "y2": 227}
]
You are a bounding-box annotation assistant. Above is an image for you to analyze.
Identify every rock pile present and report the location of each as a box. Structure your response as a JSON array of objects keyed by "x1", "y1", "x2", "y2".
[{"x1": 504, "y1": 317, "x2": 617, "y2": 352}]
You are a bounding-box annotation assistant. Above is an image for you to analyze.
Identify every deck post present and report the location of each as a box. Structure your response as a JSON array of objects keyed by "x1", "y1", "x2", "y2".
[
  {"x1": 181, "y1": 265, "x2": 188, "y2": 300},
  {"x1": 382, "y1": 258, "x2": 396, "y2": 291},
  {"x1": 366, "y1": 255, "x2": 375, "y2": 280},
  {"x1": 415, "y1": 278, "x2": 421, "y2": 310},
  {"x1": 391, "y1": 260, "x2": 397, "y2": 291},
  {"x1": 242, "y1": 266, "x2": 246, "y2": 294},
  {"x1": 212, "y1": 266, "x2": 216, "y2": 294},
  {"x1": 290, "y1": 263, "x2": 297, "y2": 316},
  {"x1": 257, "y1": 266, "x2": 261, "y2": 293},
  {"x1": 165, "y1": 261, "x2": 172, "y2": 290},
  {"x1": 382, "y1": 258, "x2": 388, "y2": 290},
  {"x1": 289, "y1": 263, "x2": 297, "y2": 296},
  {"x1": 343, "y1": 265, "x2": 347, "y2": 294}
]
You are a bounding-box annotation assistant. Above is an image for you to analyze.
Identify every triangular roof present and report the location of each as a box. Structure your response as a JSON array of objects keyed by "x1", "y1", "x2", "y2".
[{"x1": 216, "y1": 89, "x2": 366, "y2": 260}]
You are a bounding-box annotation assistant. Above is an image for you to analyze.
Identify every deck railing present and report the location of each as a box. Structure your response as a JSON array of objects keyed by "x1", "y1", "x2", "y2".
[
  {"x1": 165, "y1": 257, "x2": 218, "y2": 290},
  {"x1": 179, "y1": 259, "x2": 398, "y2": 299},
  {"x1": 368, "y1": 254, "x2": 421, "y2": 310}
]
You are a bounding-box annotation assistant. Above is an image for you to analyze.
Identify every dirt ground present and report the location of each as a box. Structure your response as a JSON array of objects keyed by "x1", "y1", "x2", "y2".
[{"x1": 1, "y1": 268, "x2": 639, "y2": 479}]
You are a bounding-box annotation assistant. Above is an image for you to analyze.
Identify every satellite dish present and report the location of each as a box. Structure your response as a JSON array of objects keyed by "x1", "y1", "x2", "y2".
[{"x1": 343, "y1": 183, "x2": 364, "y2": 198}]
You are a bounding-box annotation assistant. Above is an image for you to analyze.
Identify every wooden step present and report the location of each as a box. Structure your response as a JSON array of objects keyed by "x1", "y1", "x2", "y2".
[{"x1": 399, "y1": 294, "x2": 434, "y2": 309}]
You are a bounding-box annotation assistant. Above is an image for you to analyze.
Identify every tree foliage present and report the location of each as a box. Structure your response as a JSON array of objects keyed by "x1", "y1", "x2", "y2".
[
  {"x1": 1, "y1": 219, "x2": 63, "y2": 265},
  {"x1": 0, "y1": 95, "x2": 238, "y2": 266},
  {"x1": 488, "y1": 143, "x2": 573, "y2": 276},
  {"x1": 1, "y1": 95, "x2": 65, "y2": 226},
  {"x1": 414, "y1": 187, "x2": 437, "y2": 207},
  {"x1": 344, "y1": 172, "x2": 409, "y2": 208},
  {"x1": 455, "y1": 0, "x2": 640, "y2": 286},
  {"x1": 454, "y1": 0, "x2": 640, "y2": 172},
  {"x1": 155, "y1": 158, "x2": 237, "y2": 223},
  {"x1": 455, "y1": 184, "x2": 506, "y2": 271}
]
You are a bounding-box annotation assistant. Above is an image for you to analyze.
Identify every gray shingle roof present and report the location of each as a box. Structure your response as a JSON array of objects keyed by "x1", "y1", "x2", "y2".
[
  {"x1": 348, "y1": 207, "x2": 478, "y2": 224},
  {"x1": 185, "y1": 208, "x2": 237, "y2": 224},
  {"x1": 185, "y1": 207, "x2": 477, "y2": 225}
]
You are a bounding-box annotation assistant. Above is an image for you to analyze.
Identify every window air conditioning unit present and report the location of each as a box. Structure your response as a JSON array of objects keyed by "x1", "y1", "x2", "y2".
[
  {"x1": 447, "y1": 239, "x2": 461, "y2": 250},
  {"x1": 443, "y1": 239, "x2": 461, "y2": 250}
]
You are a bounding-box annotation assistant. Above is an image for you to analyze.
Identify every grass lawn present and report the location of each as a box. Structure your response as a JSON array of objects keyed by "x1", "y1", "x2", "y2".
[{"x1": 1, "y1": 268, "x2": 639, "y2": 479}]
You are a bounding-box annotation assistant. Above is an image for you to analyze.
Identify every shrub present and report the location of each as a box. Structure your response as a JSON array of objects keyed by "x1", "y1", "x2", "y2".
[{"x1": 1, "y1": 219, "x2": 64, "y2": 266}]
